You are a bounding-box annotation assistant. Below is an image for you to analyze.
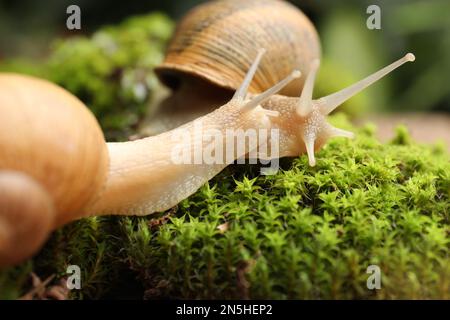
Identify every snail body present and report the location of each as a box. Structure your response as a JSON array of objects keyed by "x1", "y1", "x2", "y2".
[
  {"x1": 0, "y1": 0, "x2": 415, "y2": 266},
  {"x1": 0, "y1": 66, "x2": 294, "y2": 265}
]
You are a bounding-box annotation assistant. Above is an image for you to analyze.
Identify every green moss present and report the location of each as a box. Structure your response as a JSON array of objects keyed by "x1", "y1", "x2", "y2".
[
  {"x1": 47, "y1": 13, "x2": 173, "y2": 140},
  {"x1": 125, "y1": 117, "x2": 448, "y2": 299},
  {"x1": 0, "y1": 13, "x2": 173, "y2": 141},
  {"x1": 1, "y1": 116, "x2": 448, "y2": 299},
  {"x1": 35, "y1": 217, "x2": 123, "y2": 299}
]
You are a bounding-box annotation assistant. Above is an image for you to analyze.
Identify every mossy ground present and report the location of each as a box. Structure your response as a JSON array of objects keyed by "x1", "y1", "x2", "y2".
[{"x1": 1, "y1": 115, "x2": 448, "y2": 299}]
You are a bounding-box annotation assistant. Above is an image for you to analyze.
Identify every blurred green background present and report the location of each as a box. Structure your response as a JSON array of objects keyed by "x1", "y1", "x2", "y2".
[{"x1": 0, "y1": 0, "x2": 449, "y2": 130}]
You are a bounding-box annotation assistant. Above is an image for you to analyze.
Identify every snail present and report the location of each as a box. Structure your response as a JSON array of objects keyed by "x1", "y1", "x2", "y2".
[
  {"x1": 0, "y1": 50, "x2": 414, "y2": 266},
  {"x1": 0, "y1": 0, "x2": 415, "y2": 267}
]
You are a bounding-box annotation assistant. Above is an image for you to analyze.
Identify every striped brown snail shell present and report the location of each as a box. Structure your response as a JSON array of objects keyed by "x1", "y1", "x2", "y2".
[
  {"x1": 148, "y1": 0, "x2": 321, "y2": 134},
  {"x1": 155, "y1": 0, "x2": 320, "y2": 96}
]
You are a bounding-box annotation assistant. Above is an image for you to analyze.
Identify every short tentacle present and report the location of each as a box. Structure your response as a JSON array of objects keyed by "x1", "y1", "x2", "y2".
[
  {"x1": 261, "y1": 109, "x2": 280, "y2": 118},
  {"x1": 303, "y1": 134, "x2": 316, "y2": 166}
]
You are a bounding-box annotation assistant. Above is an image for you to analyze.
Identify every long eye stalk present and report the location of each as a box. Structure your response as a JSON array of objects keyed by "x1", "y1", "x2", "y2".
[
  {"x1": 297, "y1": 59, "x2": 320, "y2": 117},
  {"x1": 233, "y1": 48, "x2": 266, "y2": 101},
  {"x1": 317, "y1": 53, "x2": 415, "y2": 115}
]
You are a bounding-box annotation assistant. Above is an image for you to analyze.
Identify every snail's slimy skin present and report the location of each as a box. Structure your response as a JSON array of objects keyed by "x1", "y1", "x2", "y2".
[
  {"x1": 90, "y1": 101, "x2": 274, "y2": 216},
  {"x1": 263, "y1": 97, "x2": 331, "y2": 159},
  {"x1": 89, "y1": 50, "x2": 296, "y2": 216}
]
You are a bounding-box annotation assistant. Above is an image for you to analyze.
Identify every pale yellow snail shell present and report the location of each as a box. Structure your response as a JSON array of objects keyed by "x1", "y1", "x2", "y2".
[{"x1": 0, "y1": 74, "x2": 109, "y2": 265}]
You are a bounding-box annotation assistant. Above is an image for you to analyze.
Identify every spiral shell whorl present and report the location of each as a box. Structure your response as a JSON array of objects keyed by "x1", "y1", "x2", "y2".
[
  {"x1": 155, "y1": 0, "x2": 321, "y2": 96},
  {"x1": 0, "y1": 171, "x2": 55, "y2": 266},
  {"x1": 0, "y1": 74, "x2": 109, "y2": 227}
]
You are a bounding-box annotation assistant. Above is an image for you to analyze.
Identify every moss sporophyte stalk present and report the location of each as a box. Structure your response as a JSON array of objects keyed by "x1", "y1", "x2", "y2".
[{"x1": 1, "y1": 115, "x2": 448, "y2": 299}]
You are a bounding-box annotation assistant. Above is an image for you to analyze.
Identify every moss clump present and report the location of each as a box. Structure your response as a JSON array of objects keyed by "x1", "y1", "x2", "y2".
[
  {"x1": 0, "y1": 13, "x2": 173, "y2": 140},
  {"x1": 0, "y1": 116, "x2": 448, "y2": 299},
  {"x1": 121, "y1": 115, "x2": 449, "y2": 299}
]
